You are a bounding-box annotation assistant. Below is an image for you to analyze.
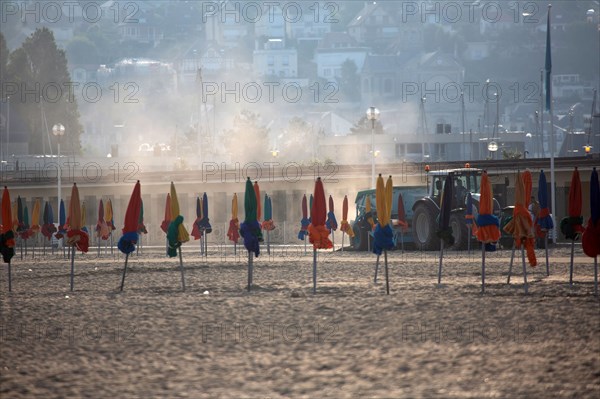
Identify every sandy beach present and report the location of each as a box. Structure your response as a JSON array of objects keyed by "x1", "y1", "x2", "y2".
[{"x1": 1, "y1": 245, "x2": 599, "y2": 398}]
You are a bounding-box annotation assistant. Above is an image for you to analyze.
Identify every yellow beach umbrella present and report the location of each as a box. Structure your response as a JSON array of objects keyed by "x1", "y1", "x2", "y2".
[
  {"x1": 31, "y1": 199, "x2": 41, "y2": 233},
  {"x1": 170, "y1": 182, "x2": 189, "y2": 243}
]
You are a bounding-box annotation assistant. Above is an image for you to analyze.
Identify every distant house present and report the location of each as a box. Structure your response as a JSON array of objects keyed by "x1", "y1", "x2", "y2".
[
  {"x1": 116, "y1": 7, "x2": 164, "y2": 46},
  {"x1": 347, "y1": 2, "x2": 399, "y2": 48},
  {"x1": 286, "y1": 11, "x2": 331, "y2": 42},
  {"x1": 204, "y1": 0, "x2": 249, "y2": 48},
  {"x1": 253, "y1": 39, "x2": 297, "y2": 78},
  {"x1": 174, "y1": 40, "x2": 235, "y2": 87},
  {"x1": 255, "y1": 4, "x2": 286, "y2": 40},
  {"x1": 314, "y1": 32, "x2": 368, "y2": 83}
]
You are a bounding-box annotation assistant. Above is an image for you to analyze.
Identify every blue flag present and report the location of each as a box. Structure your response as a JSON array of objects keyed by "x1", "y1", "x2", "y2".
[{"x1": 545, "y1": 7, "x2": 552, "y2": 111}]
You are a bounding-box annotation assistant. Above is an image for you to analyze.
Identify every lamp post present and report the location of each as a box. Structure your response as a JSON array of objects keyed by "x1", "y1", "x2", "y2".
[
  {"x1": 366, "y1": 106, "x2": 379, "y2": 188},
  {"x1": 52, "y1": 124, "x2": 65, "y2": 220}
]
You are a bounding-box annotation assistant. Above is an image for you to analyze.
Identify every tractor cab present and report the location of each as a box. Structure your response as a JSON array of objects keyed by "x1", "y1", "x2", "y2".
[{"x1": 427, "y1": 168, "x2": 481, "y2": 209}]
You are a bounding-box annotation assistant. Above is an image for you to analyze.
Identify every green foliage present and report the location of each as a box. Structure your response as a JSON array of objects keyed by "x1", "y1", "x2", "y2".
[
  {"x1": 350, "y1": 116, "x2": 384, "y2": 135},
  {"x1": 6, "y1": 28, "x2": 83, "y2": 155},
  {"x1": 338, "y1": 59, "x2": 361, "y2": 102}
]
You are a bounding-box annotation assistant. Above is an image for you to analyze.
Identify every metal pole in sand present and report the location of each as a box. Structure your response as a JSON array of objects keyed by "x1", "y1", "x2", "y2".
[
  {"x1": 120, "y1": 253, "x2": 129, "y2": 292},
  {"x1": 7, "y1": 261, "x2": 12, "y2": 292},
  {"x1": 507, "y1": 241, "x2": 516, "y2": 284},
  {"x1": 70, "y1": 246, "x2": 75, "y2": 292},
  {"x1": 384, "y1": 250, "x2": 390, "y2": 295},
  {"x1": 304, "y1": 235, "x2": 307, "y2": 255},
  {"x1": 545, "y1": 234, "x2": 550, "y2": 276},
  {"x1": 569, "y1": 239, "x2": 575, "y2": 285},
  {"x1": 467, "y1": 225, "x2": 471, "y2": 254},
  {"x1": 247, "y1": 251, "x2": 253, "y2": 292},
  {"x1": 312, "y1": 248, "x2": 317, "y2": 294},
  {"x1": 374, "y1": 255, "x2": 380, "y2": 283},
  {"x1": 341, "y1": 232, "x2": 345, "y2": 252},
  {"x1": 437, "y1": 240, "x2": 444, "y2": 285},
  {"x1": 267, "y1": 230, "x2": 270, "y2": 255},
  {"x1": 481, "y1": 244, "x2": 486, "y2": 293},
  {"x1": 178, "y1": 246, "x2": 186, "y2": 291},
  {"x1": 332, "y1": 231, "x2": 335, "y2": 251},
  {"x1": 594, "y1": 257, "x2": 598, "y2": 296},
  {"x1": 204, "y1": 231, "x2": 208, "y2": 258},
  {"x1": 521, "y1": 245, "x2": 528, "y2": 294}
]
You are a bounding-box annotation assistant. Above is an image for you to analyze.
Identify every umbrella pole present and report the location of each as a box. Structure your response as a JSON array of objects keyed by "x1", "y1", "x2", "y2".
[
  {"x1": 70, "y1": 246, "x2": 75, "y2": 292},
  {"x1": 43, "y1": 238, "x2": 46, "y2": 257},
  {"x1": 267, "y1": 230, "x2": 270, "y2": 255},
  {"x1": 384, "y1": 249, "x2": 389, "y2": 295},
  {"x1": 401, "y1": 231, "x2": 405, "y2": 254},
  {"x1": 120, "y1": 253, "x2": 129, "y2": 292},
  {"x1": 569, "y1": 239, "x2": 575, "y2": 286},
  {"x1": 205, "y1": 233, "x2": 208, "y2": 258},
  {"x1": 25, "y1": 239, "x2": 27, "y2": 256},
  {"x1": 332, "y1": 231, "x2": 335, "y2": 251},
  {"x1": 247, "y1": 251, "x2": 253, "y2": 291},
  {"x1": 110, "y1": 234, "x2": 113, "y2": 255},
  {"x1": 437, "y1": 240, "x2": 444, "y2": 286},
  {"x1": 467, "y1": 226, "x2": 471, "y2": 254},
  {"x1": 178, "y1": 246, "x2": 186, "y2": 292},
  {"x1": 374, "y1": 255, "x2": 380, "y2": 283},
  {"x1": 481, "y1": 244, "x2": 486, "y2": 293},
  {"x1": 594, "y1": 256, "x2": 598, "y2": 296},
  {"x1": 304, "y1": 236, "x2": 307, "y2": 255},
  {"x1": 521, "y1": 245, "x2": 528, "y2": 294},
  {"x1": 20, "y1": 238, "x2": 23, "y2": 260},
  {"x1": 97, "y1": 237, "x2": 100, "y2": 258},
  {"x1": 8, "y1": 261, "x2": 12, "y2": 292},
  {"x1": 341, "y1": 232, "x2": 344, "y2": 252},
  {"x1": 32, "y1": 239, "x2": 35, "y2": 259},
  {"x1": 368, "y1": 233, "x2": 371, "y2": 252},
  {"x1": 234, "y1": 242, "x2": 236, "y2": 256},
  {"x1": 545, "y1": 234, "x2": 550, "y2": 276},
  {"x1": 313, "y1": 248, "x2": 317, "y2": 294},
  {"x1": 507, "y1": 241, "x2": 516, "y2": 284}
]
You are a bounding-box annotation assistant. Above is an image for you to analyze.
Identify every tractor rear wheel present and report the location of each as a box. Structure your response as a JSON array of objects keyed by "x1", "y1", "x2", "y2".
[
  {"x1": 412, "y1": 203, "x2": 438, "y2": 250},
  {"x1": 449, "y1": 213, "x2": 468, "y2": 250}
]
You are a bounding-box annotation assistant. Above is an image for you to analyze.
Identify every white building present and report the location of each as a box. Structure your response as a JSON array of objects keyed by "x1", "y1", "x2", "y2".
[{"x1": 253, "y1": 39, "x2": 297, "y2": 78}]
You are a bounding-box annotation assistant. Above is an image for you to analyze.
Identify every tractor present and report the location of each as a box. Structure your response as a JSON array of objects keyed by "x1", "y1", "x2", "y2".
[{"x1": 351, "y1": 168, "x2": 503, "y2": 251}]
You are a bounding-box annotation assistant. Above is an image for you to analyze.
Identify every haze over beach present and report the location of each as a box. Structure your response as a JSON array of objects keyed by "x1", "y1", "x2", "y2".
[{"x1": 1, "y1": 0, "x2": 600, "y2": 398}]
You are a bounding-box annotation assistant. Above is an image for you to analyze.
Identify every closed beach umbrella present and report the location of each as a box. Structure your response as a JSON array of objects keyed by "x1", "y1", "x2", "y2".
[
  {"x1": 56, "y1": 199, "x2": 66, "y2": 238},
  {"x1": 191, "y1": 196, "x2": 202, "y2": 240},
  {"x1": 1, "y1": 187, "x2": 16, "y2": 290},
  {"x1": 160, "y1": 194, "x2": 171, "y2": 234},
  {"x1": 227, "y1": 193, "x2": 240, "y2": 244},
  {"x1": 105, "y1": 199, "x2": 115, "y2": 231},
  {"x1": 241, "y1": 178, "x2": 263, "y2": 291},
  {"x1": 504, "y1": 171, "x2": 537, "y2": 267},
  {"x1": 308, "y1": 177, "x2": 332, "y2": 293},
  {"x1": 118, "y1": 181, "x2": 142, "y2": 291},
  {"x1": 326, "y1": 195, "x2": 337, "y2": 232},
  {"x1": 582, "y1": 167, "x2": 600, "y2": 295},
  {"x1": 436, "y1": 175, "x2": 454, "y2": 285},
  {"x1": 200, "y1": 192, "x2": 212, "y2": 233},
  {"x1": 536, "y1": 170, "x2": 553, "y2": 230},
  {"x1": 41, "y1": 201, "x2": 57, "y2": 240},
  {"x1": 262, "y1": 194, "x2": 275, "y2": 231},
  {"x1": 561, "y1": 168, "x2": 584, "y2": 285},
  {"x1": 137, "y1": 199, "x2": 147, "y2": 235},
  {"x1": 66, "y1": 183, "x2": 89, "y2": 291},
  {"x1": 373, "y1": 175, "x2": 394, "y2": 294},
  {"x1": 476, "y1": 171, "x2": 501, "y2": 293},
  {"x1": 340, "y1": 195, "x2": 355, "y2": 239},
  {"x1": 80, "y1": 202, "x2": 88, "y2": 233},
  {"x1": 167, "y1": 182, "x2": 189, "y2": 258},
  {"x1": 31, "y1": 199, "x2": 41, "y2": 233},
  {"x1": 298, "y1": 194, "x2": 310, "y2": 240}
]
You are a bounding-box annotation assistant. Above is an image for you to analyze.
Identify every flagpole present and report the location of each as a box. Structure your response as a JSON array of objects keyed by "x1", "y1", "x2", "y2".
[{"x1": 546, "y1": 4, "x2": 557, "y2": 245}]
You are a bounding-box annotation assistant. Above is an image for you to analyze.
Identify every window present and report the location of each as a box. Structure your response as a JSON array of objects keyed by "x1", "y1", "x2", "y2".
[
  {"x1": 324, "y1": 68, "x2": 331, "y2": 77},
  {"x1": 282, "y1": 55, "x2": 289, "y2": 66},
  {"x1": 267, "y1": 55, "x2": 274, "y2": 66}
]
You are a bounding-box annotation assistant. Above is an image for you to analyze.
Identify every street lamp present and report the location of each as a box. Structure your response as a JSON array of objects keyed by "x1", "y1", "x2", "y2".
[
  {"x1": 52, "y1": 123, "x2": 65, "y2": 224},
  {"x1": 366, "y1": 106, "x2": 380, "y2": 187}
]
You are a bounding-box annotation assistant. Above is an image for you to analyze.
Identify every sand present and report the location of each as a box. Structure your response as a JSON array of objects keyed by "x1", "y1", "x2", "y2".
[{"x1": 1, "y1": 244, "x2": 599, "y2": 398}]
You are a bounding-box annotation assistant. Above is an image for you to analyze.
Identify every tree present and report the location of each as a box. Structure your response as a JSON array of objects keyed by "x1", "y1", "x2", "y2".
[
  {"x1": 223, "y1": 110, "x2": 270, "y2": 163},
  {"x1": 350, "y1": 115, "x2": 383, "y2": 135},
  {"x1": 338, "y1": 59, "x2": 361, "y2": 102},
  {"x1": 280, "y1": 117, "x2": 314, "y2": 162},
  {"x1": 9, "y1": 28, "x2": 83, "y2": 154}
]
